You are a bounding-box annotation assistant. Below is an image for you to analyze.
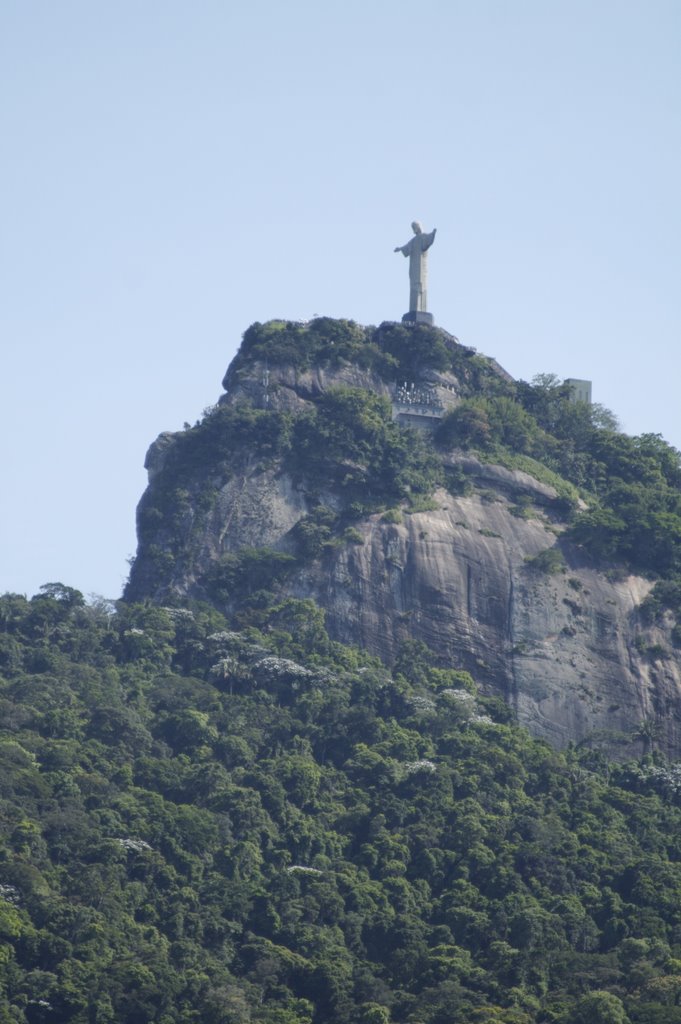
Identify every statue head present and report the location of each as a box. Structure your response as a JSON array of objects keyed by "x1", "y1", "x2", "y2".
[{"x1": 411, "y1": 221, "x2": 423, "y2": 234}]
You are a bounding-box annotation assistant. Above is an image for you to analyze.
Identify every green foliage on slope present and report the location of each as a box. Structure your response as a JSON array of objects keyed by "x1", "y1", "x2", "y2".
[
  {"x1": 286, "y1": 388, "x2": 441, "y2": 504},
  {"x1": 4, "y1": 587, "x2": 681, "y2": 1023},
  {"x1": 435, "y1": 376, "x2": 681, "y2": 583},
  {"x1": 514, "y1": 377, "x2": 681, "y2": 580}
]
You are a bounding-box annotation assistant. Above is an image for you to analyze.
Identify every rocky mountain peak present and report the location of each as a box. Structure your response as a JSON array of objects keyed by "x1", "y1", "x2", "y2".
[{"x1": 126, "y1": 317, "x2": 681, "y2": 758}]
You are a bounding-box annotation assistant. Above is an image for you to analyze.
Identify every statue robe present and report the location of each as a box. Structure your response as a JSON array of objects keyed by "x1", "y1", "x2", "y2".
[{"x1": 397, "y1": 229, "x2": 436, "y2": 312}]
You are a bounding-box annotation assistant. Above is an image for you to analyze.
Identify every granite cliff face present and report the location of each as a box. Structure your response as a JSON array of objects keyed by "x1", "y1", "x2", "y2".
[
  {"x1": 294, "y1": 484, "x2": 670, "y2": 753},
  {"x1": 126, "y1": 319, "x2": 681, "y2": 757}
]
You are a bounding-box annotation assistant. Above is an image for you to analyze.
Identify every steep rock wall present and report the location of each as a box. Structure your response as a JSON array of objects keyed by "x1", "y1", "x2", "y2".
[
  {"x1": 129, "y1": 441, "x2": 681, "y2": 756},
  {"x1": 126, "y1": 323, "x2": 681, "y2": 757},
  {"x1": 292, "y1": 488, "x2": 680, "y2": 754}
]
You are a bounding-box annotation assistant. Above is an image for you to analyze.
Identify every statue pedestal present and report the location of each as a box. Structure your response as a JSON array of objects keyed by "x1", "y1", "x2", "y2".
[{"x1": 402, "y1": 311, "x2": 434, "y2": 326}]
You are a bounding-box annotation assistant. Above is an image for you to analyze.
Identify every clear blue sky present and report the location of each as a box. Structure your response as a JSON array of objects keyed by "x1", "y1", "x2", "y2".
[{"x1": 2, "y1": 1, "x2": 680, "y2": 600}]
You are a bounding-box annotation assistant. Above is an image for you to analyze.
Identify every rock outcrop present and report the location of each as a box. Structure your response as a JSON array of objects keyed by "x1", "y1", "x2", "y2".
[
  {"x1": 293, "y1": 490, "x2": 678, "y2": 755},
  {"x1": 126, "y1": 319, "x2": 681, "y2": 758}
]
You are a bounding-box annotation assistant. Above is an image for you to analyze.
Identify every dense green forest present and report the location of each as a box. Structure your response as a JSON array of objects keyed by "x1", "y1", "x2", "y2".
[{"x1": 4, "y1": 585, "x2": 681, "y2": 1023}]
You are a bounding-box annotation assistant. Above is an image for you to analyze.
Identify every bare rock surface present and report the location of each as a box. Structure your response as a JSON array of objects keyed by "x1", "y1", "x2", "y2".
[
  {"x1": 223, "y1": 360, "x2": 396, "y2": 413},
  {"x1": 292, "y1": 491, "x2": 681, "y2": 754}
]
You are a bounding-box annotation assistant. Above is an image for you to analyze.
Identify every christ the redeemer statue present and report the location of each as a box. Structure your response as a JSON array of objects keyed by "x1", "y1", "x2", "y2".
[{"x1": 394, "y1": 221, "x2": 437, "y2": 325}]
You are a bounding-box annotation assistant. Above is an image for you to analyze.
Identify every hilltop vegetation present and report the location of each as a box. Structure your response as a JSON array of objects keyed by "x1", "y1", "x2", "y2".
[
  {"x1": 3, "y1": 586, "x2": 681, "y2": 1023},
  {"x1": 225, "y1": 318, "x2": 505, "y2": 386}
]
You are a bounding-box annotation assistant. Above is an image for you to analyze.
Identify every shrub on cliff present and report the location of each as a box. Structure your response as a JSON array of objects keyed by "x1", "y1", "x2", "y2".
[{"x1": 287, "y1": 386, "x2": 441, "y2": 503}]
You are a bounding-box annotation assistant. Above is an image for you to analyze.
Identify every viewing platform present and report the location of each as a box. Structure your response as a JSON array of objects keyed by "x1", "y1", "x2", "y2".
[{"x1": 391, "y1": 382, "x2": 448, "y2": 431}]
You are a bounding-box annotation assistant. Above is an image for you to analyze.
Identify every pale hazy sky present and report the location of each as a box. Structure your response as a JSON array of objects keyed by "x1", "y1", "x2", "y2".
[{"x1": 2, "y1": 1, "x2": 680, "y2": 599}]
